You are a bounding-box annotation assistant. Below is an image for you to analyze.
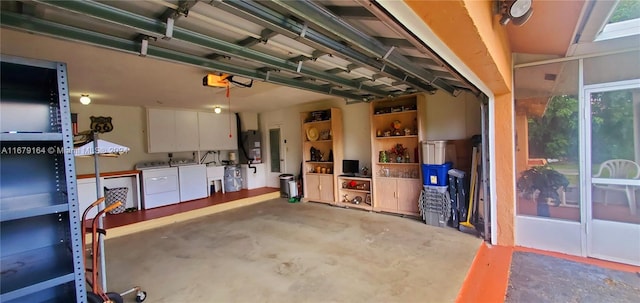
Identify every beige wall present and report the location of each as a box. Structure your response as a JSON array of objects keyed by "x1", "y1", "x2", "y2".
[
  {"x1": 423, "y1": 91, "x2": 482, "y2": 140},
  {"x1": 72, "y1": 91, "x2": 480, "y2": 184},
  {"x1": 70, "y1": 104, "x2": 193, "y2": 175},
  {"x1": 260, "y1": 93, "x2": 481, "y2": 187},
  {"x1": 238, "y1": 112, "x2": 259, "y2": 131},
  {"x1": 259, "y1": 98, "x2": 372, "y2": 187}
]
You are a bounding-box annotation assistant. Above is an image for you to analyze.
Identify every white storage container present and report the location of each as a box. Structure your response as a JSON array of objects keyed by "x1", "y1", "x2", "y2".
[{"x1": 422, "y1": 140, "x2": 455, "y2": 165}]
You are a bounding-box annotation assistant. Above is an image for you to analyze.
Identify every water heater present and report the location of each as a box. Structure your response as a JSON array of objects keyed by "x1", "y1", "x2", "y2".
[{"x1": 240, "y1": 130, "x2": 262, "y2": 164}]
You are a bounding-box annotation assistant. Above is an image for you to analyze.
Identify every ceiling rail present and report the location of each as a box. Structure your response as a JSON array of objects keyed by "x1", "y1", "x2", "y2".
[
  {"x1": 0, "y1": 11, "x2": 368, "y2": 101},
  {"x1": 355, "y1": 0, "x2": 478, "y2": 96},
  {"x1": 211, "y1": 0, "x2": 446, "y2": 95},
  {"x1": 32, "y1": 0, "x2": 390, "y2": 98},
  {"x1": 266, "y1": 0, "x2": 460, "y2": 95}
]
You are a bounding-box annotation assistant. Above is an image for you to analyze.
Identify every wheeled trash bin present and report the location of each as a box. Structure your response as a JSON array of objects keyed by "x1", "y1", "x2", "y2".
[{"x1": 279, "y1": 174, "x2": 294, "y2": 198}]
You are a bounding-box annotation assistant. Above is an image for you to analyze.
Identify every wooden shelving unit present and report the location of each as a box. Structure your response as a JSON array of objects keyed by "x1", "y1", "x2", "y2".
[
  {"x1": 300, "y1": 108, "x2": 343, "y2": 204},
  {"x1": 370, "y1": 95, "x2": 424, "y2": 216},
  {"x1": 336, "y1": 176, "x2": 372, "y2": 211}
]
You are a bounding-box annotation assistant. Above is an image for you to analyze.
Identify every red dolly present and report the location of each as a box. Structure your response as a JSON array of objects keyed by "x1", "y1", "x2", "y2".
[{"x1": 82, "y1": 198, "x2": 147, "y2": 303}]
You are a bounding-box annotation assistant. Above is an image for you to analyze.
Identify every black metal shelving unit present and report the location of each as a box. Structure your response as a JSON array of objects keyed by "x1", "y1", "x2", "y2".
[{"x1": 0, "y1": 55, "x2": 86, "y2": 302}]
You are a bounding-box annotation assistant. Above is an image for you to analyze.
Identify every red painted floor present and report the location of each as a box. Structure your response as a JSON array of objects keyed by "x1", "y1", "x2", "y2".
[
  {"x1": 456, "y1": 243, "x2": 640, "y2": 302},
  {"x1": 101, "y1": 187, "x2": 280, "y2": 229}
]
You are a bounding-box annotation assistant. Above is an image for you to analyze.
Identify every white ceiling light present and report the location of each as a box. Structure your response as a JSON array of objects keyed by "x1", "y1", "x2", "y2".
[
  {"x1": 496, "y1": 0, "x2": 534, "y2": 26},
  {"x1": 80, "y1": 94, "x2": 91, "y2": 105},
  {"x1": 509, "y1": 0, "x2": 531, "y2": 18},
  {"x1": 214, "y1": 106, "x2": 222, "y2": 114}
]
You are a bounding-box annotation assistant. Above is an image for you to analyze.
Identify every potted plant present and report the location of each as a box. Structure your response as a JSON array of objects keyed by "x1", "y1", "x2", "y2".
[
  {"x1": 390, "y1": 143, "x2": 407, "y2": 163},
  {"x1": 516, "y1": 165, "x2": 569, "y2": 217}
]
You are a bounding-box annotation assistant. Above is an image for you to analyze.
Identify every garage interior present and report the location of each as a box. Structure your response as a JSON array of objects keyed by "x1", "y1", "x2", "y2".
[
  {"x1": 3, "y1": 0, "x2": 638, "y2": 302},
  {"x1": 1, "y1": 1, "x2": 491, "y2": 302}
]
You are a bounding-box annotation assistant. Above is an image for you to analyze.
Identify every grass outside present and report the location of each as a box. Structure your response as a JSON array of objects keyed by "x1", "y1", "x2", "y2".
[
  {"x1": 548, "y1": 162, "x2": 580, "y2": 186},
  {"x1": 542, "y1": 161, "x2": 605, "y2": 186}
]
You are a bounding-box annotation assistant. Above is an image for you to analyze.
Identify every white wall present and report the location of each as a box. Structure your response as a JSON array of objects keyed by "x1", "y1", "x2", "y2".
[
  {"x1": 259, "y1": 98, "x2": 373, "y2": 187},
  {"x1": 423, "y1": 90, "x2": 481, "y2": 140},
  {"x1": 72, "y1": 91, "x2": 481, "y2": 182},
  {"x1": 71, "y1": 104, "x2": 192, "y2": 175},
  {"x1": 259, "y1": 92, "x2": 482, "y2": 187},
  {"x1": 238, "y1": 112, "x2": 259, "y2": 131}
]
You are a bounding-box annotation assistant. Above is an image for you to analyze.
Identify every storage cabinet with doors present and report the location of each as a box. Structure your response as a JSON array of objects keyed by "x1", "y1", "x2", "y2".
[
  {"x1": 197, "y1": 111, "x2": 238, "y2": 151},
  {"x1": 0, "y1": 56, "x2": 86, "y2": 302},
  {"x1": 305, "y1": 174, "x2": 335, "y2": 203},
  {"x1": 370, "y1": 95, "x2": 423, "y2": 216},
  {"x1": 337, "y1": 176, "x2": 372, "y2": 211},
  {"x1": 300, "y1": 108, "x2": 343, "y2": 204},
  {"x1": 147, "y1": 108, "x2": 199, "y2": 152},
  {"x1": 374, "y1": 178, "x2": 422, "y2": 215}
]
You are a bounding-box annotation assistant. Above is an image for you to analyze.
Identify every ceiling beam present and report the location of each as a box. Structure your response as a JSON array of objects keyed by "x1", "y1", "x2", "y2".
[
  {"x1": 211, "y1": 0, "x2": 441, "y2": 95},
  {"x1": 405, "y1": 55, "x2": 440, "y2": 67},
  {"x1": 31, "y1": 0, "x2": 390, "y2": 97},
  {"x1": 265, "y1": 0, "x2": 459, "y2": 95},
  {"x1": 373, "y1": 37, "x2": 415, "y2": 48},
  {"x1": 323, "y1": 6, "x2": 377, "y2": 20},
  {"x1": 325, "y1": 68, "x2": 344, "y2": 74},
  {"x1": 159, "y1": 0, "x2": 199, "y2": 21},
  {"x1": 212, "y1": 29, "x2": 277, "y2": 59},
  {"x1": 237, "y1": 29, "x2": 276, "y2": 47},
  {"x1": 0, "y1": 11, "x2": 369, "y2": 101}
]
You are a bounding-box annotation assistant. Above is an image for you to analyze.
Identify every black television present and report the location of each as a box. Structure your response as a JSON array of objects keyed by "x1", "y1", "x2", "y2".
[{"x1": 342, "y1": 160, "x2": 359, "y2": 176}]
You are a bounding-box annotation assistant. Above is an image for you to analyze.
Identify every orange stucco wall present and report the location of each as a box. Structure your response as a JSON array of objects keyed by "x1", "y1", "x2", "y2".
[
  {"x1": 494, "y1": 93, "x2": 515, "y2": 245},
  {"x1": 405, "y1": 0, "x2": 516, "y2": 245}
]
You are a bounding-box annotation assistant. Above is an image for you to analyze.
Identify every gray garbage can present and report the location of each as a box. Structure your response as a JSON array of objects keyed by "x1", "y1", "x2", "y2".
[{"x1": 279, "y1": 174, "x2": 294, "y2": 198}]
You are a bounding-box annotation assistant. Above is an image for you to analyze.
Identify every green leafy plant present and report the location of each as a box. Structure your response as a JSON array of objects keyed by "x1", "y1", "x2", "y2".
[
  {"x1": 390, "y1": 143, "x2": 406, "y2": 156},
  {"x1": 517, "y1": 165, "x2": 569, "y2": 216}
]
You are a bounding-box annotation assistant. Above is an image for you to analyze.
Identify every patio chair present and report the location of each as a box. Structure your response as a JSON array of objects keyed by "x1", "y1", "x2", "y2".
[{"x1": 593, "y1": 159, "x2": 640, "y2": 215}]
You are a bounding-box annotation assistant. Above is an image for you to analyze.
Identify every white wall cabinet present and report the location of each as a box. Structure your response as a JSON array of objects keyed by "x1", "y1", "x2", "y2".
[
  {"x1": 175, "y1": 110, "x2": 200, "y2": 151},
  {"x1": 147, "y1": 108, "x2": 199, "y2": 153},
  {"x1": 198, "y1": 112, "x2": 238, "y2": 151}
]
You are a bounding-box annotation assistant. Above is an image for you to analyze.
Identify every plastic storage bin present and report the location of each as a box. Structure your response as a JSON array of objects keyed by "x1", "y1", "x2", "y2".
[
  {"x1": 418, "y1": 185, "x2": 450, "y2": 227},
  {"x1": 422, "y1": 140, "x2": 447, "y2": 164},
  {"x1": 422, "y1": 140, "x2": 457, "y2": 165},
  {"x1": 421, "y1": 162, "x2": 453, "y2": 186}
]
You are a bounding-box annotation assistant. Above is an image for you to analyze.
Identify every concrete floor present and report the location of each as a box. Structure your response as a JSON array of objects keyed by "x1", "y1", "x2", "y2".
[
  {"x1": 103, "y1": 199, "x2": 481, "y2": 302},
  {"x1": 506, "y1": 252, "x2": 640, "y2": 302}
]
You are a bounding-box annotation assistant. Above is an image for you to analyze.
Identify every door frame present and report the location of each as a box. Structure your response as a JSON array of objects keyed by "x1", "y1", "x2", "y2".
[
  {"x1": 582, "y1": 79, "x2": 640, "y2": 265},
  {"x1": 266, "y1": 124, "x2": 285, "y2": 188}
]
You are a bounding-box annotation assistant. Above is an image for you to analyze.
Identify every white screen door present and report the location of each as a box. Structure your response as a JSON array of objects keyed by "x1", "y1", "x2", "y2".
[{"x1": 584, "y1": 80, "x2": 640, "y2": 266}]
